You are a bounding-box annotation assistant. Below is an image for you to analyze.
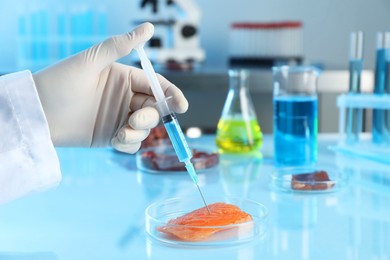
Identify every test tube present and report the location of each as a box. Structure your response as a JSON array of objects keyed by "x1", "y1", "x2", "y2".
[
  {"x1": 373, "y1": 32, "x2": 390, "y2": 144},
  {"x1": 346, "y1": 31, "x2": 364, "y2": 144}
]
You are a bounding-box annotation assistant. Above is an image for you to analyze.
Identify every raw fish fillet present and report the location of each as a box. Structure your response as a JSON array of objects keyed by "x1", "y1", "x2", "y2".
[{"x1": 157, "y1": 202, "x2": 252, "y2": 241}]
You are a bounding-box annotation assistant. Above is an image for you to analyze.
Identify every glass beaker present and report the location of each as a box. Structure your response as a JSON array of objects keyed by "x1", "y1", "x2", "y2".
[
  {"x1": 216, "y1": 69, "x2": 263, "y2": 153},
  {"x1": 273, "y1": 66, "x2": 319, "y2": 166}
]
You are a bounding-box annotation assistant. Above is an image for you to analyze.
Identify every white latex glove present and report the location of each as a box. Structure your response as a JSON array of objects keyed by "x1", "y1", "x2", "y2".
[{"x1": 33, "y1": 22, "x2": 188, "y2": 153}]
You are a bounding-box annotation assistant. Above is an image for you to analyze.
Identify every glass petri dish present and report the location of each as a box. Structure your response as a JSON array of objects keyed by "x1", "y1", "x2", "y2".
[
  {"x1": 145, "y1": 196, "x2": 268, "y2": 247},
  {"x1": 270, "y1": 165, "x2": 348, "y2": 193},
  {"x1": 136, "y1": 145, "x2": 219, "y2": 173}
]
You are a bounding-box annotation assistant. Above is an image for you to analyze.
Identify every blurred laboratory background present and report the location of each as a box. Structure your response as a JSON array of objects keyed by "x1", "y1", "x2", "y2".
[{"x1": 0, "y1": 0, "x2": 389, "y2": 134}]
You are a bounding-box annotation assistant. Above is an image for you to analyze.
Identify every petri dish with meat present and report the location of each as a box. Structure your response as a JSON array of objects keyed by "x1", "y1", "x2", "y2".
[
  {"x1": 137, "y1": 126, "x2": 219, "y2": 173},
  {"x1": 145, "y1": 196, "x2": 268, "y2": 246},
  {"x1": 270, "y1": 165, "x2": 348, "y2": 193}
]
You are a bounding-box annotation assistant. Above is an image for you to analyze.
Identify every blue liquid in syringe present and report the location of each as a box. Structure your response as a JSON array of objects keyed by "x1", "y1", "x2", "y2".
[
  {"x1": 162, "y1": 113, "x2": 192, "y2": 163},
  {"x1": 162, "y1": 113, "x2": 210, "y2": 212},
  {"x1": 274, "y1": 96, "x2": 318, "y2": 166},
  {"x1": 162, "y1": 113, "x2": 209, "y2": 212}
]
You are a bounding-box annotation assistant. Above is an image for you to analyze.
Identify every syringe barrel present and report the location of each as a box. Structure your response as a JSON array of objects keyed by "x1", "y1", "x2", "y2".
[
  {"x1": 136, "y1": 45, "x2": 171, "y2": 116},
  {"x1": 162, "y1": 113, "x2": 192, "y2": 162},
  {"x1": 155, "y1": 98, "x2": 172, "y2": 118}
]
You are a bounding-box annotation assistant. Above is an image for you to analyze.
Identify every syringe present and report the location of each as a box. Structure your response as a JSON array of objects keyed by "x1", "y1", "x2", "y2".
[{"x1": 135, "y1": 44, "x2": 211, "y2": 214}]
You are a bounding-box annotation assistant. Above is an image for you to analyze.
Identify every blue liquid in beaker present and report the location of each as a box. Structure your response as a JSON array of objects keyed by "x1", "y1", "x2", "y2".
[{"x1": 273, "y1": 96, "x2": 318, "y2": 166}]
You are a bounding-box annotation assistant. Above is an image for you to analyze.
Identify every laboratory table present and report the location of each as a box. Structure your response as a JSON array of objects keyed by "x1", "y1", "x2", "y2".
[{"x1": 1, "y1": 135, "x2": 390, "y2": 260}]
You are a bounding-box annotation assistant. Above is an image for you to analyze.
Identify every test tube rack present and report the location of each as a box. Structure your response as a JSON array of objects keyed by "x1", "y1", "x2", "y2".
[
  {"x1": 228, "y1": 21, "x2": 303, "y2": 68},
  {"x1": 333, "y1": 93, "x2": 390, "y2": 164}
]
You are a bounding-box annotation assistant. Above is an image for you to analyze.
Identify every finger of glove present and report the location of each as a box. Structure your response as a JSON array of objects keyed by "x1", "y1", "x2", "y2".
[
  {"x1": 128, "y1": 106, "x2": 160, "y2": 130},
  {"x1": 116, "y1": 125, "x2": 150, "y2": 144},
  {"x1": 85, "y1": 22, "x2": 154, "y2": 69},
  {"x1": 130, "y1": 69, "x2": 189, "y2": 113},
  {"x1": 161, "y1": 79, "x2": 189, "y2": 114},
  {"x1": 111, "y1": 137, "x2": 142, "y2": 154},
  {"x1": 130, "y1": 93, "x2": 156, "y2": 111}
]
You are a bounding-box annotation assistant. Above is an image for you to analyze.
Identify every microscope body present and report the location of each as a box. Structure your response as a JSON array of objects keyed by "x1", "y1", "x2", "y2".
[{"x1": 140, "y1": 0, "x2": 205, "y2": 69}]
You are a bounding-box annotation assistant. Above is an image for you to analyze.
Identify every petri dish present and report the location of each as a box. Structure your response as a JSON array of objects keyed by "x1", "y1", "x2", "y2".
[
  {"x1": 270, "y1": 165, "x2": 348, "y2": 193},
  {"x1": 145, "y1": 196, "x2": 268, "y2": 247},
  {"x1": 136, "y1": 145, "x2": 219, "y2": 173}
]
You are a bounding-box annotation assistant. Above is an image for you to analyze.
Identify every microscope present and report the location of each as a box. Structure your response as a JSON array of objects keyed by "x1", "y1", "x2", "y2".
[{"x1": 138, "y1": 0, "x2": 205, "y2": 70}]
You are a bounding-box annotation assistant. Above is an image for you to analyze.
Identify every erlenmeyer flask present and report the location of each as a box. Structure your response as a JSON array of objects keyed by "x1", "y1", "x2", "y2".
[{"x1": 216, "y1": 69, "x2": 263, "y2": 153}]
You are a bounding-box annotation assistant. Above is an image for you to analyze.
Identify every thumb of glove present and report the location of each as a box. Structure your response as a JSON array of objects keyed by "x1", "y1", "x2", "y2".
[{"x1": 84, "y1": 22, "x2": 154, "y2": 69}]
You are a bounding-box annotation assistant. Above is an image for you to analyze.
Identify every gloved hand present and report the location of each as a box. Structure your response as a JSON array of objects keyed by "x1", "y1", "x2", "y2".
[{"x1": 33, "y1": 22, "x2": 188, "y2": 153}]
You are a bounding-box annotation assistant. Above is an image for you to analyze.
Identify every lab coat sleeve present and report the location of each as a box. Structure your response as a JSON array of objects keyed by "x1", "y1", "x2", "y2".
[{"x1": 0, "y1": 70, "x2": 61, "y2": 205}]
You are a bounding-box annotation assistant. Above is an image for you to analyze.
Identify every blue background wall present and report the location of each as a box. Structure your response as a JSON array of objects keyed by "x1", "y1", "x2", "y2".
[{"x1": 1, "y1": 0, "x2": 390, "y2": 72}]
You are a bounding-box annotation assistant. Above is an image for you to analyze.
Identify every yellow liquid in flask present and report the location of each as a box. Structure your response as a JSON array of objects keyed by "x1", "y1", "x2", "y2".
[{"x1": 216, "y1": 118, "x2": 263, "y2": 153}]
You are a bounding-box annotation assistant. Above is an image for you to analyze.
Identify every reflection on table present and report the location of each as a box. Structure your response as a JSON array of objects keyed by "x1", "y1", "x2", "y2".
[{"x1": 0, "y1": 135, "x2": 389, "y2": 259}]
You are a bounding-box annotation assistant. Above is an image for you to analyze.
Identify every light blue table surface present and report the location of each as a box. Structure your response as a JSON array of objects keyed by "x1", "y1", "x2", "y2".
[{"x1": 1, "y1": 134, "x2": 390, "y2": 260}]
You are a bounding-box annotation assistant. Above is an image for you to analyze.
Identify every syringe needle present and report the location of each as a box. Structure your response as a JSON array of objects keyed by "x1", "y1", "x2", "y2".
[
  {"x1": 196, "y1": 183, "x2": 211, "y2": 215},
  {"x1": 185, "y1": 162, "x2": 211, "y2": 214}
]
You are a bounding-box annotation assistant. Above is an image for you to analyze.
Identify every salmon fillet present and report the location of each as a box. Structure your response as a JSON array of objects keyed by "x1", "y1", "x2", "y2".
[{"x1": 157, "y1": 202, "x2": 253, "y2": 241}]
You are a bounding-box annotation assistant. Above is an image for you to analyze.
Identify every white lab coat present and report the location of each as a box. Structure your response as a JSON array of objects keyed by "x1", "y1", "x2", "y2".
[{"x1": 0, "y1": 71, "x2": 61, "y2": 205}]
